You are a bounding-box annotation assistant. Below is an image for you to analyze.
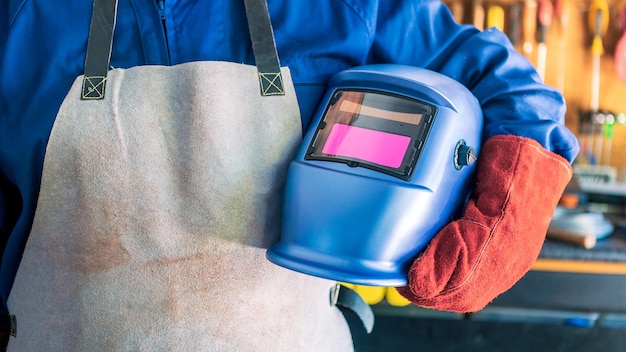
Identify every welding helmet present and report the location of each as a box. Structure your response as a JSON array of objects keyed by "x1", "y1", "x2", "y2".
[{"x1": 267, "y1": 64, "x2": 483, "y2": 286}]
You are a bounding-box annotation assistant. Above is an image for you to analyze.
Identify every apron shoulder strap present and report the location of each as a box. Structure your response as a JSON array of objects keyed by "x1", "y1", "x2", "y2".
[
  {"x1": 81, "y1": 0, "x2": 118, "y2": 100},
  {"x1": 244, "y1": 0, "x2": 285, "y2": 96},
  {"x1": 81, "y1": 0, "x2": 284, "y2": 100}
]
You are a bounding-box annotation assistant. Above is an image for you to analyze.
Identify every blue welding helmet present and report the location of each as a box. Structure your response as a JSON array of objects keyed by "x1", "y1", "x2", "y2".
[{"x1": 267, "y1": 64, "x2": 483, "y2": 286}]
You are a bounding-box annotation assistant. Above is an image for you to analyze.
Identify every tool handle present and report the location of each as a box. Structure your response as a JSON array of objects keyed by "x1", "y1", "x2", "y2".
[
  {"x1": 537, "y1": 0, "x2": 553, "y2": 43},
  {"x1": 449, "y1": 1, "x2": 465, "y2": 24},
  {"x1": 487, "y1": 5, "x2": 505, "y2": 31},
  {"x1": 547, "y1": 227, "x2": 597, "y2": 249},
  {"x1": 522, "y1": 0, "x2": 538, "y2": 55},
  {"x1": 473, "y1": 0, "x2": 485, "y2": 30},
  {"x1": 588, "y1": 0, "x2": 609, "y2": 37},
  {"x1": 508, "y1": 3, "x2": 522, "y2": 46}
]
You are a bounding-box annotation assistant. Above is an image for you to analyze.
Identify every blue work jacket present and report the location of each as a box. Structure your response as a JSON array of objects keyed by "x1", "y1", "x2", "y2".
[{"x1": 0, "y1": 0, "x2": 579, "y2": 326}]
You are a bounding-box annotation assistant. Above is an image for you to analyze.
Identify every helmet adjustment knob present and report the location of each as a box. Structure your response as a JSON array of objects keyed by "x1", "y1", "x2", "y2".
[{"x1": 455, "y1": 140, "x2": 477, "y2": 170}]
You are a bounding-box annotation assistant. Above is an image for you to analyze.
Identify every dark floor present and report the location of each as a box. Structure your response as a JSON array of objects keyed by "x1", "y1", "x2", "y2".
[{"x1": 349, "y1": 314, "x2": 626, "y2": 352}]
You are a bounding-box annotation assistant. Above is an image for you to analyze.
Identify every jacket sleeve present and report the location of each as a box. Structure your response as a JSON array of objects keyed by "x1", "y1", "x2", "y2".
[
  {"x1": 368, "y1": 0, "x2": 579, "y2": 162},
  {"x1": 0, "y1": 3, "x2": 6, "y2": 60},
  {"x1": 0, "y1": 0, "x2": 9, "y2": 271}
]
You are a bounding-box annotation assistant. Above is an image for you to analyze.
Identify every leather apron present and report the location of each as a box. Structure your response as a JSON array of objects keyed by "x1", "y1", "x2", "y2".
[{"x1": 6, "y1": 0, "x2": 353, "y2": 350}]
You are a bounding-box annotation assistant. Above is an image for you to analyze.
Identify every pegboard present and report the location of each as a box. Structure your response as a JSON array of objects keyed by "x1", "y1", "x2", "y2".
[{"x1": 445, "y1": 0, "x2": 626, "y2": 177}]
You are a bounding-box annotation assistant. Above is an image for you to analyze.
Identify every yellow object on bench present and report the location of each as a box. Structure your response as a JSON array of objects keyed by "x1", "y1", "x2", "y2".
[
  {"x1": 385, "y1": 287, "x2": 411, "y2": 307},
  {"x1": 341, "y1": 284, "x2": 412, "y2": 307}
]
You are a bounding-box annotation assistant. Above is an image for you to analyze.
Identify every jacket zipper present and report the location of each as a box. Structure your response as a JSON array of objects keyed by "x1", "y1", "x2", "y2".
[{"x1": 156, "y1": 0, "x2": 171, "y2": 63}]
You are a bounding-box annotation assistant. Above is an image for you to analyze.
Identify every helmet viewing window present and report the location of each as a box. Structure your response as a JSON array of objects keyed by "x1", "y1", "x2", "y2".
[{"x1": 305, "y1": 90, "x2": 436, "y2": 180}]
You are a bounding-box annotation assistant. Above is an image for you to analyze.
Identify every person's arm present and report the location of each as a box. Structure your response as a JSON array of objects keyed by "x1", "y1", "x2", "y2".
[
  {"x1": 368, "y1": 0, "x2": 578, "y2": 312},
  {"x1": 368, "y1": 0, "x2": 579, "y2": 162}
]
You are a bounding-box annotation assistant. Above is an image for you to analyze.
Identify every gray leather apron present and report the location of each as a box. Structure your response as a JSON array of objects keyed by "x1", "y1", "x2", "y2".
[{"x1": 6, "y1": 0, "x2": 354, "y2": 350}]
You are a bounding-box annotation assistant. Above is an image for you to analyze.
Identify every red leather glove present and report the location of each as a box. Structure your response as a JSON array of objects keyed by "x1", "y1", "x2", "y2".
[{"x1": 397, "y1": 135, "x2": 573, "y2": 312}]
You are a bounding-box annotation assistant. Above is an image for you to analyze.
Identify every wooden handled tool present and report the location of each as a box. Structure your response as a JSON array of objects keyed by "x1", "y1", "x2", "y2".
[
  {"x1": 486, "y1": 5, "x2": 505, "y2": 32},
  {"x1": 536, "y1": 0, "x2": 553, "y2": 81},
  {"x1": 522, "y1": 0, "x2": 538, "y2": 58},
  {"x1": 615, "y1": 5, "x2": 626, "y2": 83},
  {"x1": 508, "y1": 3, "x2": 522, "y2": 47},
  {"x1": 547, "y1": 227, "x2": 597, "y2": 249},
  {"x1": 473, "y1": 0, "x2": 485, "y2": 30}
]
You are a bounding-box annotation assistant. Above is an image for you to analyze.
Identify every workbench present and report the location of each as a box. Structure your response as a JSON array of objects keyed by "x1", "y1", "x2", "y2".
[{"x1": 493, "y1": 233, "x2": 626, "y2": 316}]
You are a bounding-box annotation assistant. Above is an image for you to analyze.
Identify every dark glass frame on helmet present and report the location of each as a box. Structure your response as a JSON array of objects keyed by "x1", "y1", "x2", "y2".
[{"x1": 305, "y1": 89, "x2": 437, "y2": 180}]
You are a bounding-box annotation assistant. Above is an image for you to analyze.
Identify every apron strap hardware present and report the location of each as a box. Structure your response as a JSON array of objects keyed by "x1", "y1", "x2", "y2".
[
  {"x1": 243, "y1": 0, "x2": 285, "y2": 96},
  {"x1": 81, "y1": 0, "x2": 283, "y2": 99},
  {"x1": 330, "y1": 283, "x2": 375, "y2": 334},
  {"x1": 81, "y1": 0, "x2": 118, "y2": 100}
]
